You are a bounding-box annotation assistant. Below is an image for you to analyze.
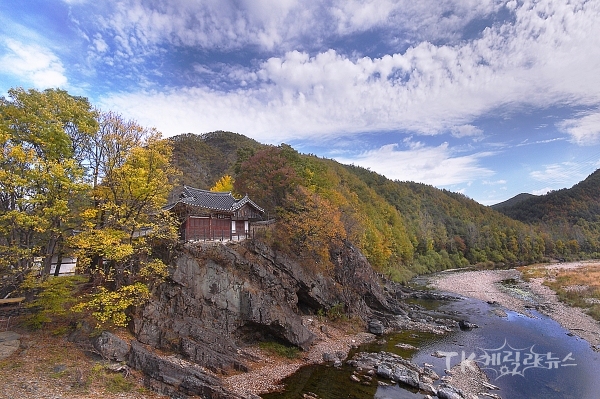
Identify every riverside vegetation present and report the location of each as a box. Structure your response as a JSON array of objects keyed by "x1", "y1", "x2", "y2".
[{"x1": 2, "y1": 87, "x2": 600, "y2": 398}]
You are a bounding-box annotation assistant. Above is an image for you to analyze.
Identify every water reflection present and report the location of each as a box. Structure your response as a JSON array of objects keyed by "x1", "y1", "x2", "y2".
[
  {"x1": 265, "y1": 296, "x2": 600, "y2": 399},
  {"x1": 408, "y1": 297, "x2": 600, "y2": 399}
]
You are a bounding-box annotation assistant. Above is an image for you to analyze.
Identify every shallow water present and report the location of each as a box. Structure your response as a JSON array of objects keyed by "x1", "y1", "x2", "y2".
[
  {"x1": 410, "y1": 296, "x2": 600, "y2": 399},
  {"x1": 265, "y1": 295, "x2": 600, "y2": 399}
]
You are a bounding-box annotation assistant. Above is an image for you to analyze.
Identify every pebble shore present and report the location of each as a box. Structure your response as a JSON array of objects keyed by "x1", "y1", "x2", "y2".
[
  {"x1": 430, "y1": 262, "x2": 600, "y2": 348},
  {"x1": 223, "y1": 317, "x2": 376, "y2": 396}
]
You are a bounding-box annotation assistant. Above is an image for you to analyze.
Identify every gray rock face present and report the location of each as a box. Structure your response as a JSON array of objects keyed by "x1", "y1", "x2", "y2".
[
  {"x1": 133, "y1": 240, "x2": 400, "y2": 374},
  {"x1": 134, "y1": 242, "x2": 315, "y2": 373},
  {"x1": 128, "y1": 341, "x2": 251, "y2": 399},
  {"x1": 93, "y1": 331, "x2": 130, "y2": 362},
  {"x1": 124, "y1": 239, "x2": 422, "y2": 397}
]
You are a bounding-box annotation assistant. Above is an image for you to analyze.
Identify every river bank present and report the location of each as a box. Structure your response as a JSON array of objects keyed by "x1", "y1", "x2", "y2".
[
  {"x1": 223, "y1": 317, "x2": 377, "y2": 396},
  {"x1": 430, "y1": 261, "x2": 600, "y2": 349},
  {"x1": 221, "y1": 261, "x2": 600, "y2": 398}
]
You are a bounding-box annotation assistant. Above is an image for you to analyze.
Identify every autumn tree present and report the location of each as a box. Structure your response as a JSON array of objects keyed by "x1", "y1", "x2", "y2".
[
  {"x1": 210, "y1": 174, "x2": 235, "y2": 193},
  {"x1": 276, "y1": 186, "x2": 346, "y2": 268},
  {"x1": 70, "y1": 114, "x2": 178, "y2": 288},
  {"x1": 0, "y1": 88, "x2": 97, "y2": 291},
  {"x1": 234, "y1": 145, "x2": 302, "y2": 215},
  {"x1": 69, "y1": 113, "x2": 179, "y2": 327}
]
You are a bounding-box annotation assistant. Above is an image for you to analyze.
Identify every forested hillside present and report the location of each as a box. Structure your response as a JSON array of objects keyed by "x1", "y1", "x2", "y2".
[
  {"x1": 493, "y1": 170, "x2": 600, "y2": 255},
  {"x1": 1, "y1": 86, "x2": 597, "y2": 332},
  {"x1": 168, "y1": 132, "x2": 263, "y2": 192},
  {"x1": 491, "y1": 193, "x2": 537, "y2": 210},
  {"x1": 170, "y1": 132, "x2": 582, "y2": 281}
]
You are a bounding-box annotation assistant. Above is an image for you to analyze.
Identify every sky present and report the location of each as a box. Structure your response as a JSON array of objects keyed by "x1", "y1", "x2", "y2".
[{"x1": 1, "y1": 0, "x2": 600, "y2": 205}]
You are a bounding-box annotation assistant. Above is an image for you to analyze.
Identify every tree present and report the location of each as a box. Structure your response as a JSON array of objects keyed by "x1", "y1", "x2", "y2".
[
  {"x1": 0, "y1": 88, "x2": 97, "y2": 290},
  {"x1": 69, "y1": 114, "x2": 179, "y2": 327},
  {"x1": 70, "y1": 118, "x2": 179, "y2": 288},
  {"x1": 234, "y1": 145, "x2": 301, "y2": 215},
  {"x1": 276, "y1": 186, "x2": 346, "y2": 268},
  {"x1": 210, "y1": 175, "x2": 235, "y2": 193}
]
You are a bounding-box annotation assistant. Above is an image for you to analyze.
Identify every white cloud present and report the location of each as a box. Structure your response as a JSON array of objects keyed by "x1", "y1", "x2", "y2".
[
  {"x1": 530, "y1": 162, "x2": 580, "y2": 184},
  {"x1": 482, "y1": 179, "x2": 507, "y2": 185},
  {"x1": 450, "y1": 124, "x2": 484, "y2": 139},
  {"x1": 0, "y1": 39, "x2": 67, "y2": 88},
  {"x1": 531, "y1": 187, "x2": 552, "y2": 195},
  {"x1": 93, "y1": 34, "x2": 108, "y2": 53},
  {"x1": 558, "y1": 110, "x2": 600, "y2": 145},
  {"x1": 331, "y1": 0, "x2": 503, "y2": 39},
  {"x1": 333, "y1": 140, "x2": 495, "y2": 186},
  {"x1": 98, "y1": 0, "x2": 600, "y2": 144},
  {"x1": 88, "y1": 0, "x2": 313, "y2": 54},
  {"x1": 81, "y1": 0, "x2": 504, "y2": 57}
]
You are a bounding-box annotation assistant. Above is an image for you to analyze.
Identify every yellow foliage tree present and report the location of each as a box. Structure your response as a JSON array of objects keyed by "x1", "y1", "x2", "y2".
[
  {"x1": 210, "y1": 174, "x2": 235, "y2": 193},
  {"x1": 276, "y1": 187, "x2": 346, "y2": 270},
  {"x1": 69, "y1": 115, "x2": 178, "y2": 327},
  {"x1": 0, "y1": 88, "x2": 97, "y2": 282}
]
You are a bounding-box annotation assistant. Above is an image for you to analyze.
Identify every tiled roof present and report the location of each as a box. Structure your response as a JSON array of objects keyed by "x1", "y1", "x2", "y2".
[
  {"x1": 231, "y1": 195, "x2": 264, "y2": 213},
  {"x1": 164, "y1": 186, "x2": 264, "y2": 213}
]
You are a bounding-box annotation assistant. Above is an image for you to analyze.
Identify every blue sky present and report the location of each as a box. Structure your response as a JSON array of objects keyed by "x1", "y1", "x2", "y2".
[{"x1": 1, "y1": 0, "x2": 600, "y2": 205}]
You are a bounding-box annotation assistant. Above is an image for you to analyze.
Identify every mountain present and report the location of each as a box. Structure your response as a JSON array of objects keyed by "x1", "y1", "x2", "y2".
[
  {"x1": 169, "y1": 131, "x2": 264, "y2": 190},
  {"x1": 491, "y1": 193, "x2": 537, "y2": 210},
  {"x1": 169, "y1": 133, "x2": 595, "y2": 280},
  {"x1": 494, "y1": 169, "x2": 600, "y2": 223},
  {"x1": 493, "y1": 169, "x2": 600, "y2": 254}
]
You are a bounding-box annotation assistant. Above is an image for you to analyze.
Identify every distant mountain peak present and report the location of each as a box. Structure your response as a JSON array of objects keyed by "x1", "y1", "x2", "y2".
[{"x1": 490, "y1": 193, "x2": 537, "y2": 210}]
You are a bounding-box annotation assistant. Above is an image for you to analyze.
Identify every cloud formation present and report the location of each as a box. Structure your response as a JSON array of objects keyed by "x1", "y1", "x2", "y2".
[
  {"x1": 334, "y1": 140, "x2": 495, "y2": 186},
  {"x1": 80, "y1": 0, "x2": 504, "y2": 55},
  {"x1": 559, "y1": 110, "x2": 600, "y2": 145},
  {"x1": 0, "y1": 39, "x2": 67, "y2": 88},
  {"x1": 3, "y1": 0, "x2": 598, "y2": 202},
  {"x1": 97, "y1": 0, "x2": 600, "y2": 145},
  {"x1": 530, "y1": 162, "x2": 582, "y2": 184}
]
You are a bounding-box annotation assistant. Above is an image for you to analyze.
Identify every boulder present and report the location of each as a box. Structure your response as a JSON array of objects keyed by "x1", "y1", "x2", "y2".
[
  {"x1": 0, "y1": 331, "x2": 20, "y2": 361},
  {"x1": 392, "y1": 366, "x2": 420, "y2": 388},
  {"x1": 128, "y1": 341, "x2": 252, "y2": 399},
  {"x1": 376, "y1": 364, "x2": 393, "y2": 379},
  {"x1": 93, "y1": 331, "x2": 130, "y2": 362},
  {"x1": 437, "y1": 384, "x2": 466, "y2": 399},
  {"x1": 458, "y1": 320, "x2": 479, "y2": 330},
  {"x1": 418, "y1": 381, "x2": 437, "y2": 395},
  {"x1": 368, "y1": 320, "x2": 385, "y2": 335}
]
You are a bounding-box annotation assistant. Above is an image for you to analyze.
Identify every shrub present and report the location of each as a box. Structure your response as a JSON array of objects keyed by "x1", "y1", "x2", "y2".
[
  {"x1": 73, "y1": 283, "x2": 150, "y2": 327},
  {"x1": 105, "y1": 373, "x2": 134, "y2": 393},
  {"x1": 23, "y1": 275, "x2": 87, "y2": 329},
  {"x1": 258, "y1": 341, "x2": 300, "y2": 359}
]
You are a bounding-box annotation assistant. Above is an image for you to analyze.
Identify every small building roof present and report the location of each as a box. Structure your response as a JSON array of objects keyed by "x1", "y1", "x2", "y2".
[{"x1": 164, "y1": 186, "x2": 264, "y2": 214}]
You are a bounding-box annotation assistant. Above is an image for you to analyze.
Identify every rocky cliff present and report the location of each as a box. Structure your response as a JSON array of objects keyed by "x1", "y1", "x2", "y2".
[
  {"x1": 99, "y1": 239, "x2": 445, "y2": 398},
  {"x1": 133, "y1": 240, "x2": 404, "y2": 369}
]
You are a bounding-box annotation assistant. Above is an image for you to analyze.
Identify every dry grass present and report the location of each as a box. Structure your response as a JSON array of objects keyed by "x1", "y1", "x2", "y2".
[
  {"x1": 0, "y1": 320, "x2": 167, "y2": 399},
  {"x1": 517, "y1": 264, "x2": 556, "y2": 281},
  {"x1": 542, "y1": 265, "x2": 600, "y2": 321}
]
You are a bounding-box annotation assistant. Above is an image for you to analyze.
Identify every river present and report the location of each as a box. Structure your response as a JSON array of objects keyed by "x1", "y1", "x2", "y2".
[{"x1": 264, "y1": 285, "x2": 600, "y2": 399}]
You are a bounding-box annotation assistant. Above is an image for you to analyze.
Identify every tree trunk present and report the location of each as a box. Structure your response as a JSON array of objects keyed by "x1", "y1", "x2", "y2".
[
  {"x1": 42, "y1": 236, "x2": 58, "y2": 278},
  {"x1": 53, "y1": 250, "x2": 64, "y2": 277}
]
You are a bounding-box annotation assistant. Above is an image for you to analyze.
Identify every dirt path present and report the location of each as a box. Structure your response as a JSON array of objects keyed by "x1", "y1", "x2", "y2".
[{"x1": 430, "y1": 262, "x2": 600, "y2": 348}]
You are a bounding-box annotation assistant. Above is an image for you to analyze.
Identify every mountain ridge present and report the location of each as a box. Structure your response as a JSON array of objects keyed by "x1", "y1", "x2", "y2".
[
  {"x1": 168, "y1": 132, "x2": 599, "y2": 279},
  {"x1": 491, "y1": 193, "x2": 538, "y2": 210}
]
